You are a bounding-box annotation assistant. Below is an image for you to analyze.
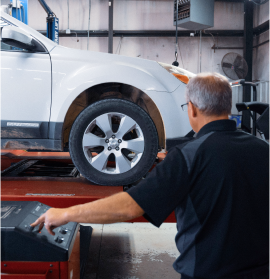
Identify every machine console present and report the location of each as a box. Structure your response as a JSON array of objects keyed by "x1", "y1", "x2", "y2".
[{"x1": 1, "y1": 201, "x2": 79, "y2": 261}]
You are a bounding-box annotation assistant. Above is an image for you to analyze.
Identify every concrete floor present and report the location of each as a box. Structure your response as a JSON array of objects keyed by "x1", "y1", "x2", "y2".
[{"x1": 82, "y1": 223, "x2": 180, "y2": 279}]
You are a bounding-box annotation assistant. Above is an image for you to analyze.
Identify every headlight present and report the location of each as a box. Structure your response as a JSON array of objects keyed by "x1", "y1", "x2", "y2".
[{"x1": 158, "y1": 62, "x2": 196, "y2": 84}]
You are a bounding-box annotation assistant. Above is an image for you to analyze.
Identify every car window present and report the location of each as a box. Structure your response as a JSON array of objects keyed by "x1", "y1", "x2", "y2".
[
  {"x1": 0, "y1": 18, "x2": 46, "y2": 53},
  {"x1": 0, "y1": 18, "x2": 13, "y2": 50}
]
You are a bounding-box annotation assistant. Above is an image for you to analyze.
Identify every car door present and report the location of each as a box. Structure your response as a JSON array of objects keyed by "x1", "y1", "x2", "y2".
[{"x1": 1, "y1": 18, "x2": 52, "y2": 139}]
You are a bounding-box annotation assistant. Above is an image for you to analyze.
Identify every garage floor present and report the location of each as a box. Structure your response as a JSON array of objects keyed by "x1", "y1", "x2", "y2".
[{"x1": 82, "y1": 223, "x2": 180, "y2": 279}]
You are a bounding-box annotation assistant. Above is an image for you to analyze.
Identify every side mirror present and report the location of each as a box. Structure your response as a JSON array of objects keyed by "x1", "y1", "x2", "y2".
[{"x1": 1, "y1": 25, "x2": 35, "y2": 51}]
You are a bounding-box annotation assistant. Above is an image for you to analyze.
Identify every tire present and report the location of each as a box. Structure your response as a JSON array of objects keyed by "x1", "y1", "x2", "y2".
[{"x1": 69, "y1": 99, "x2": 159, "y2": 185}]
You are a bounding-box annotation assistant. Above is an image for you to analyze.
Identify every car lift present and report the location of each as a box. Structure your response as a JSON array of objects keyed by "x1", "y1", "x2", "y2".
[
  {"x1": 7, "y1": 0, "x2": 59, "y2": 44},
  {"x1": 1, "y1": 150, "x2": 175, "y2": 223},
  {"x1": 37, "y1": 0, "x2": 59, "y2": 44},
  {"x1": 1, "y1": 150, "x2": 174, "y2": 278}
]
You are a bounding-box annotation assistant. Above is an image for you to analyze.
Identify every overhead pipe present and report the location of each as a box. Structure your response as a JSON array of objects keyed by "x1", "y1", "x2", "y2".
[{"x1": 38, "y1": 0, "x2": 55, "y2": 17}]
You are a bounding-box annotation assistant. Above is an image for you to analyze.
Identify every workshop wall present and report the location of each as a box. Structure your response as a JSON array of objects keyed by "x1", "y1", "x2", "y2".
[
  {"x1": 27, "y1": 0, "x2": 245, "y2": 76},
  {"x1": 253, "y1": 2, "x2": 269, "y2": 82},
  {"x1": 59, "y1": 36, "x2": 244, "y2": 76},
  {"x1": 253, "y1": 2, "x2": 269, "y2": 27},
  {"x1": 253, "y1": 31, "x2": 269, "y2": 82},
  {"x1": 27, "y1": 0, "x2": 245, "y2": 31}
]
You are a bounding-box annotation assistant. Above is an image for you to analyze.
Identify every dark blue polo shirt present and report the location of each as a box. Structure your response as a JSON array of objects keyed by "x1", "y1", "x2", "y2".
[{"x1": 128, "y1": 120, "x2": 269, "y2": 278}]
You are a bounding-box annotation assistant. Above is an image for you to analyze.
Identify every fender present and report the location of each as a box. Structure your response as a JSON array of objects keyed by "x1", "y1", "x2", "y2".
[
  {"x1": 146, "y1": 85, "x2": 192, "y2": 140},
  {"x1": 49, "y1": 46, "x2": 180, "y2": 123}
]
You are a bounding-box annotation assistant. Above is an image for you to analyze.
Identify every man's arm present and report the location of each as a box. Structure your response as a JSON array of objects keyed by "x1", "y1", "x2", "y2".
[{"x1": 31, "y1": 192, "x2": 144, "y2": 235}]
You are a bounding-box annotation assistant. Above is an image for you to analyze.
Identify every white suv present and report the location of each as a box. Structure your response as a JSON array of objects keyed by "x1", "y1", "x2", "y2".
[{"x1": 1, "y1": 12, "x2": 195, "y2": 185}]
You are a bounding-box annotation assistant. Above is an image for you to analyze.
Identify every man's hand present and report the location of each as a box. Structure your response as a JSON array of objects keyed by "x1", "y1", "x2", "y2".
[
  {"x1": 31, "y1": 208, "x2": 68, "y2": 236},
  {"x1": 30, "y1": 192, "x2": 144, "y2": 235}
]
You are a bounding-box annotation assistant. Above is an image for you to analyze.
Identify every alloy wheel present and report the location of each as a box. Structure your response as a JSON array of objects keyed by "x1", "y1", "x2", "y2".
[{"x1": 82, "y1": 112, "x2": 145, "y2": 174}]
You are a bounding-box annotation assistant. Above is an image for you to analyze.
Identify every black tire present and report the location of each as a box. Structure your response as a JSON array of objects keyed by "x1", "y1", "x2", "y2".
[{"x1": 69, "y1": 99, "x2": 159, "y2": 185}]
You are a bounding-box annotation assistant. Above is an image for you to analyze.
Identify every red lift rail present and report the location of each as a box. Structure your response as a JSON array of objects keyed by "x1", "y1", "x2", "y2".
[{"x1": 1, "y1": 150, "x2": 176, "y2": 223}]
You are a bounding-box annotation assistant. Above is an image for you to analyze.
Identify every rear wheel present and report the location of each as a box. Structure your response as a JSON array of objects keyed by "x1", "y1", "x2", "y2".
[{"x1": 69, "y1": 99, "x2": 159, "y2": 185}]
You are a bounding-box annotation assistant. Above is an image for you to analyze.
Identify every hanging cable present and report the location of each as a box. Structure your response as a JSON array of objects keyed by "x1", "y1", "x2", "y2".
[
  {"x1": 172, "y1": 0, "x2": 179, "y2": 67},
  {"x1": 177, "y1": 38, "x2": 185, "y2": 69},
  {"x1": 115, "y1": 36, "x2": 123, "y2": 55},
  {"x1": 87, "y1": 0, "x2": 91, "y2": 50}
]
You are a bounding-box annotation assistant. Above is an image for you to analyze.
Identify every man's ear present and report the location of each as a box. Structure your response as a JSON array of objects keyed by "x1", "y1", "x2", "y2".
[{"x1": 190, "y1": 102, "x2": 197, "y2": 118}]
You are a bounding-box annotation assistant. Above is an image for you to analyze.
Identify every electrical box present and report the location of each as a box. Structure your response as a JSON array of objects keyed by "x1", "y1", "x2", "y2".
[{"x1": 174, "y1": 0, "x2": 214, "y2": 30}]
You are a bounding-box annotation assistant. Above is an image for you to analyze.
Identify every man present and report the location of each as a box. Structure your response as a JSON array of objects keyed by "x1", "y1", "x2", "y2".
[{"x1": 31, "y1": 73, "x2": 269, "y2": 279}]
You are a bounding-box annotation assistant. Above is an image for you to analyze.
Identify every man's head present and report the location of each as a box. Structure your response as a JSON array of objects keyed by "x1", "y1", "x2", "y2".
[{"x1": 185, "y1": 73, "x2": 232, "y2": 133}]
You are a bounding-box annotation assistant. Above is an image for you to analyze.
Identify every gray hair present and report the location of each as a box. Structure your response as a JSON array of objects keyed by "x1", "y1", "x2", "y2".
[{"x1": 185, "y1": 73, "x2": 232, "y2": 116}]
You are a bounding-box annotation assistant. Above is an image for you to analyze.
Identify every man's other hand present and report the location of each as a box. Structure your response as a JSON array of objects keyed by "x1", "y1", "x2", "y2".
[{"x1": 30, "y1": 208, "x2": 68, "y2": 236}]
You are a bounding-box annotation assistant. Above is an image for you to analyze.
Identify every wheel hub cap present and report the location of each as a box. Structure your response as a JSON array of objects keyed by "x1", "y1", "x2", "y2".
[{"x1": 108, "y1": 138, "x2": 119, "y2": 149}]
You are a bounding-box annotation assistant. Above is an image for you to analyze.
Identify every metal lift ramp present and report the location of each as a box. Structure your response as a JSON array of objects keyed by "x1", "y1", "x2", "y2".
[{"x1": 1, "y1": 150, "x2": 176, "y2": 223}]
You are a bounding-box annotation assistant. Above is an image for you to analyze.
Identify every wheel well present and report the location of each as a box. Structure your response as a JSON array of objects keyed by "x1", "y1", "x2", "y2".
[{"x1": 62, "y1": 83, "x2": 165, "y2": 150}]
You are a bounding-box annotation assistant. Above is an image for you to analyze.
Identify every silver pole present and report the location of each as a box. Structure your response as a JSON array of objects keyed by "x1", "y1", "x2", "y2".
[
  {"x1": 108, "y1": 0, "x2": 113, "y2": 53},
  {"x1": 67, "y1": 0, "x2": 69, "y2": 29},
  {"x1": 87, "y1": 0, "x2": 91, "y2": 50}
]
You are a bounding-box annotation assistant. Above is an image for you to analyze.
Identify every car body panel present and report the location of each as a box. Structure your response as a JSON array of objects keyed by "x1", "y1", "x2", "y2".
[
  {"x1": 146, "y1": 86, "x2": 191, "y2": 139},
  {"x1": 1, "y1": 51, "x2": 52, "y2": 138},
  {"x1": 1, "y1": 12, "x2": 192, "y2": 147},
  {"x1": 49, "y1": 45, "x2": 191, "y2": 139}
]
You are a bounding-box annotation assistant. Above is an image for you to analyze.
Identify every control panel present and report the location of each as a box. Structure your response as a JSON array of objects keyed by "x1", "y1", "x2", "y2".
[{"x1": 1, "y1": 201, "x2": 79, "y2": 262}]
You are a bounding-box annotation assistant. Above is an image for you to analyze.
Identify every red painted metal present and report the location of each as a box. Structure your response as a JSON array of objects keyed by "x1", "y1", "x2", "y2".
[
  {"x1": 59, "y1": 262, "x2": 68, "y2": 279},
  {"x1": 1, "y1": 179, "x2": 123, "y2": 207},
  {"x1": 1, "y1": 231, "x2": 81, "y2": 279},
  {"x1": 1, "y1": 273, "x2": 48, "y2": 278},
  {"x1": 1, "y1": 262, "x2": 60, "y2": 279},
  {"x1": 1, "y1": 150, "x2": 71, "y2": 159},
  {"x1": 1, "y1": 150, "x2": 175, "y2": 223}
]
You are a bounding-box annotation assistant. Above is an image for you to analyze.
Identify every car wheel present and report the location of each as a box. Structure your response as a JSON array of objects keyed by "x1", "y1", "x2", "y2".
[{"x1": 69, "y1": 99, "x2": 159, "y2": 185}]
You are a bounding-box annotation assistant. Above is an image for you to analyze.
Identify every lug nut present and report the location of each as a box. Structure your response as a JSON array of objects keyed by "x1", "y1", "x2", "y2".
[
  {"x1": 118, "y1": 139, "x2": 122, "y2": 143},
  {"x1": 108, "y1": 147, "x2": 112, "y2": 151},
  {"x1": 112, "y1": 135, "x2": 115, "y2": 139},
  {"x1": 105, "y1": 139, "x2": 109, "y2": 143},
  {"x1": 116, "y1": 147, "x2": 119, "y2": 151}
]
